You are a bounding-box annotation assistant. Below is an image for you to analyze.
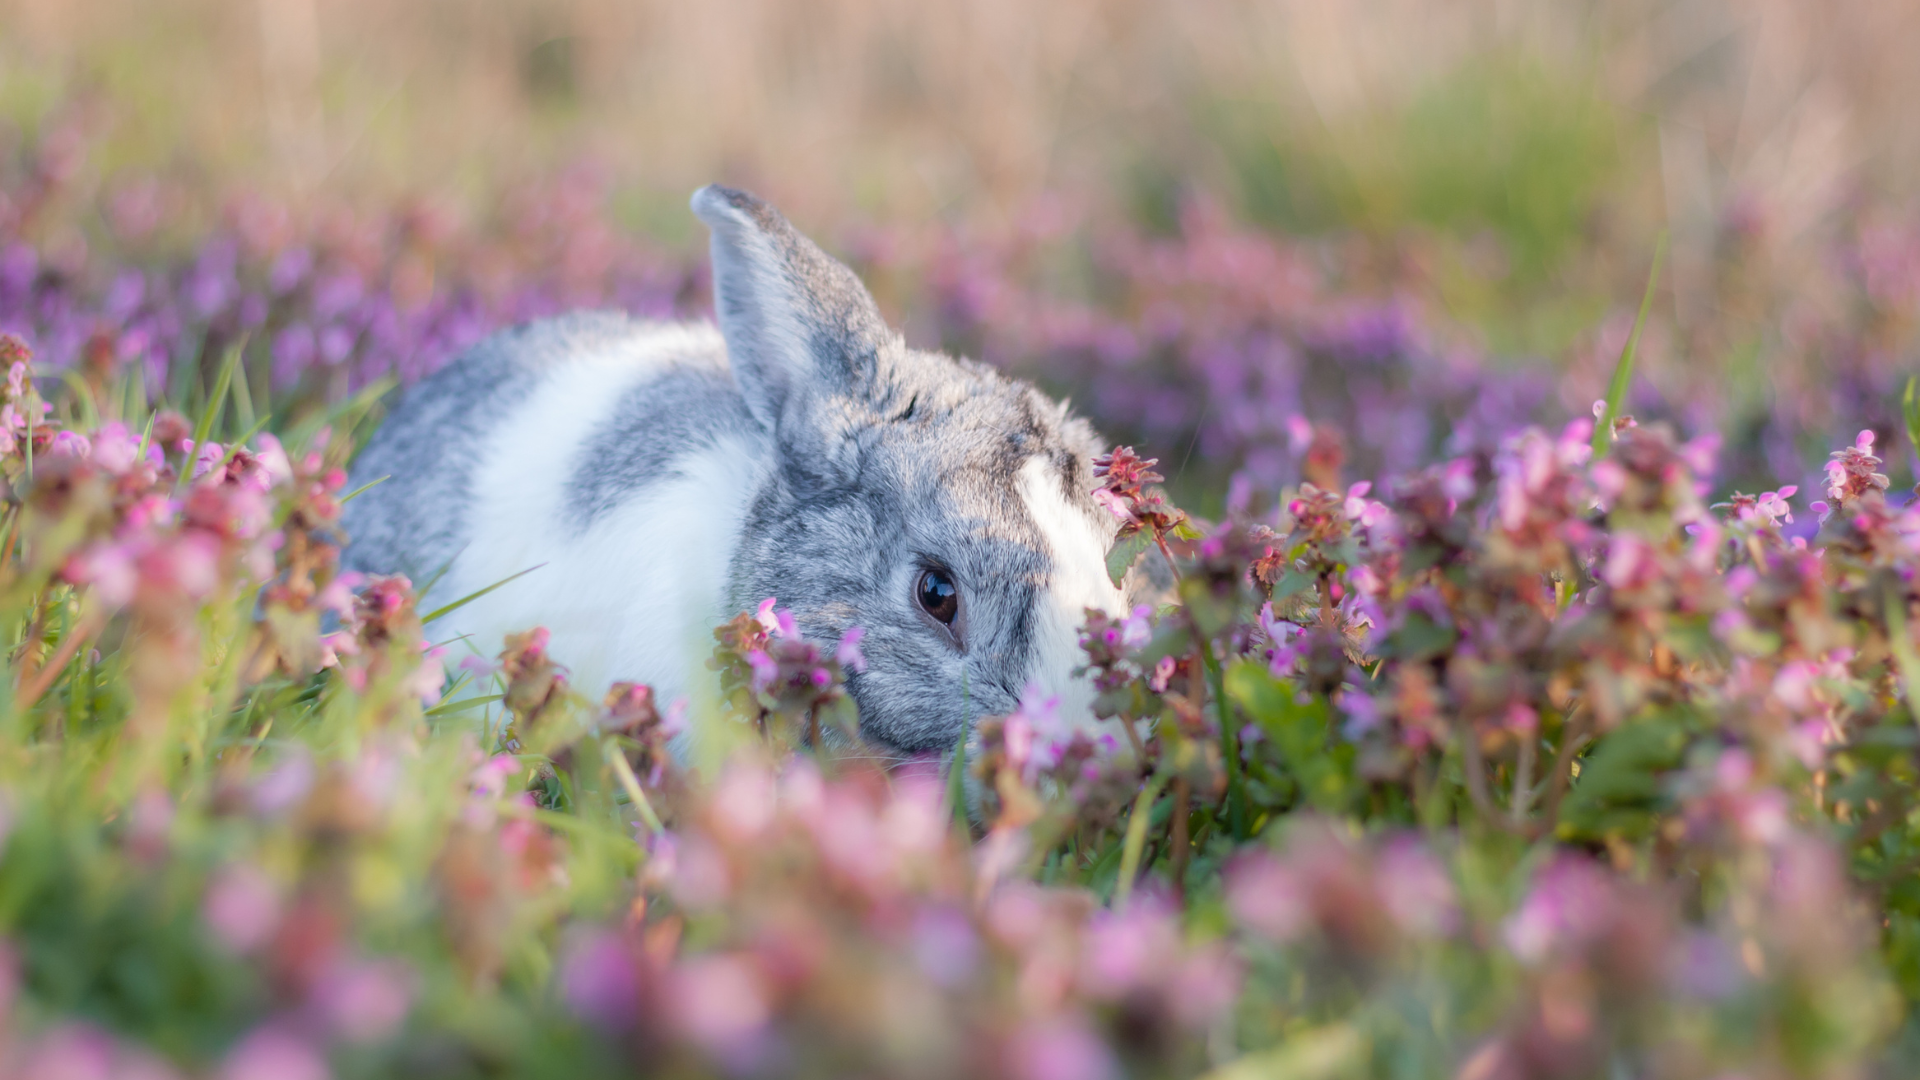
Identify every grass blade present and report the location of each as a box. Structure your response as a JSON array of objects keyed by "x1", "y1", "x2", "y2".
[
  {"x1": 1591, "y1": 231, "x2": 1668, "y2": 459},
  {"x1": 425, "y1": 693, "x2": 503, "y2": 719},
  {"x1": 1113, "y1": 770, "x2": 1168, "y2": 909},
  {"x1": 1889, "y1": 591, "x2": 1920, "y2": 724},
  {"x1": 177, "y1": 339, "x2": 245, "y2": 493},
  {"x1": 192, "y1": 339, "x2": 245, "y2": 452},
  {"x1": 341, "y1": 475, "x2": 391, "y2": 505},
  {"x1": 419, "y1": 564, "x2": 546, "y2": 625}
]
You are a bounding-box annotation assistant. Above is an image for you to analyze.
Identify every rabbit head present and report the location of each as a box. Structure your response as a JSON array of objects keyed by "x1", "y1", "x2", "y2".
[{"x1": 693, "y1": 185, "x2": 1129, "y2": 756}]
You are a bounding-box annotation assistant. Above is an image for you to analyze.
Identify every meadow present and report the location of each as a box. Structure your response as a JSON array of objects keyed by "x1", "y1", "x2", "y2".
[{"x1": 3, "y1": 2, "x2": 1920, "y2": 1077}]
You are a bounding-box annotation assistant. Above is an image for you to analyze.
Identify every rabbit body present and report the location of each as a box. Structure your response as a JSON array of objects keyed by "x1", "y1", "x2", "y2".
[{"x1": 344, "y1": 187, "x2": 1128, "y2": 753}]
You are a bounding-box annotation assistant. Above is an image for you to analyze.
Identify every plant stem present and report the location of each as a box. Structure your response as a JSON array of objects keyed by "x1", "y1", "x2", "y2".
[
  {"x1": 1196, "y1": 633, "x2": 1246, "y2": 839},
  {"x1": 1459, "y1": 725, "x2": 1523, "y2": 836},
  {"x1": 1169, "y1": 776, "x2": 1192, "y2": 900},
  {"x1": 14, "y1": 609, "x2": 101, "y2": 714},
  {"x1": 1115, "y1": 770, "x2": 1168, "y2": 908},
  {"x1": 1510, "y1": 727, "x2": 1537, "y2": 829},
  {"x1": 604, "y1": 738, "x2": 664, "y2": 837},
  {"x1": 1533, "y1": 705, "x2": 1592, "y2": 839}
]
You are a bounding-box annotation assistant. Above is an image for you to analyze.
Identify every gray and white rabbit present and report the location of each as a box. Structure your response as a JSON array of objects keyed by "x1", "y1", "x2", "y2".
[{"x1": 343, "y1": 185, "x2": 1128, "y2": 755}]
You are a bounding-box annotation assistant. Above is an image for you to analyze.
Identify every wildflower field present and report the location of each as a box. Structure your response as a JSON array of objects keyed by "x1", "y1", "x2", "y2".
[{"x1": 6, "y1": 4, "x2": 1920, "y2": 1077}]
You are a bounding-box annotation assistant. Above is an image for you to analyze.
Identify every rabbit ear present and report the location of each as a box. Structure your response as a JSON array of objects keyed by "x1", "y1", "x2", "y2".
[{"x1": 691, "y1": 185, "x2": 896, "y2": 434}]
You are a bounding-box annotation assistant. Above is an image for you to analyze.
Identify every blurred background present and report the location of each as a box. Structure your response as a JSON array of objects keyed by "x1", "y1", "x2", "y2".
[{"x1": 1, "y1": 0, "x2": 1918, "y2": 501}]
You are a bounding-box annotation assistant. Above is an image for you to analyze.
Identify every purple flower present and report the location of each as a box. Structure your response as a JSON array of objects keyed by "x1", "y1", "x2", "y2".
[
  {"x1": 835, "y1": 626, "x2": 868, "y2": 672},
  {"x1": 559, "y1": 929, "x2": 640, "y2": 1031},
  {"x1": 746, "y1": 649, "x2": 779, "y2": 693},
  {"x1": 910, "y1": 905, "x2": 980, "y2": 987}
]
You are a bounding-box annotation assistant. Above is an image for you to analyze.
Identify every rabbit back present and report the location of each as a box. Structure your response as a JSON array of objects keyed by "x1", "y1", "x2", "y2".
[{"x1": 345, "y1": 311, "x2": 771, "y2": 696}]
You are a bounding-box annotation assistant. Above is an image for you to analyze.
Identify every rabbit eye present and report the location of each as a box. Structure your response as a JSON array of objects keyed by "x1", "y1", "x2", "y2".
[{"x1": 916, "y1": 567, "x2": 959, "y2": 625}]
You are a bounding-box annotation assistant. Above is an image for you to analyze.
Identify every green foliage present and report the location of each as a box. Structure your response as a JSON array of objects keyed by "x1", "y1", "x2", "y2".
[{"x1": 1207, "y1": 55, "x2": 1625, "y2": 280}]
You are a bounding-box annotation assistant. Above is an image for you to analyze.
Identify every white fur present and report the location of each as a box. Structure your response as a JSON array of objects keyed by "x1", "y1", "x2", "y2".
[
  {"x1": 1016, "y1": 455, "x2": 1129, "y2": 727},
  {"x1": 431, "y1": 325, "x2": 769, "y2": 702}
]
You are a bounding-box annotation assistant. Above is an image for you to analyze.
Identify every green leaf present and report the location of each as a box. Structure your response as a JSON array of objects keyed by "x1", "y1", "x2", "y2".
[
  {"x1": 190, "y1": 340, "x2": 243, "y2": 454},
  {"x1": 1591, "y1": 231, "x2": 1667, "y2": 459},
  {"x1": 1557, "y1": 713, "x2": 1690, "y2": 840},
  {"x1": 1226, "y1": 660, "x2": 1354, "y2": 813},
  {"x1": 1380, "y1": 611, "x2": 1457, "y2": 662},
  {"x1": 1904, "y1": 375, "x2": 1920, "y2": 465},
  {"x1": 1271, "y1": 568, "x2": 1316, "y2": 602},
  {"x1": 1105, "y1": 530, "x2": 1152, "y2": 587},
  {"x1": 1199, "y1": 1023, "x2": 1362, "y2": 1080}
]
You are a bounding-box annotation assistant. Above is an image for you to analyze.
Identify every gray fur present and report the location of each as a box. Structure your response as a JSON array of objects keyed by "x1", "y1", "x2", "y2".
[
  {"x1": 344, "y1": 185, "x2": 1117, "y2": 755},
  {"x1": 345, "y1": 312, "x2": 660, "y2": 580},
  {"x1": 565, "y1": 362, "x2": 759, "y2": 526}
]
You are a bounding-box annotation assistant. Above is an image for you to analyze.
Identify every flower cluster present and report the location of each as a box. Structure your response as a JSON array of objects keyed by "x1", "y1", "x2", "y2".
[
  {"x1": 708, "y1": 598, "x2": 868, "y2": 752},
  {"x1": 0, "y1": 116, "x2": 1919, "y2": 1078}
]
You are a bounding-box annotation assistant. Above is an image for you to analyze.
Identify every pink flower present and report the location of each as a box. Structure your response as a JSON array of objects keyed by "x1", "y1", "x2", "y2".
[
  {"x1": 668, "y1": 955, "x2": 770, "y2": 1051},
  {"x1": 1602, "y1": 533, "x2": 1656, "y2": 591},
  {"x1": 16, "y1": 1023, "x2": 116, "y2": 1080},
  {"x1": 254, "y1": 433, "x2": 294, "y2": 488},
  {"x1": 1079, "y1": 902, "x2": 1180, "y2": 998},
  {"x1": 202, "y1": 863, "x2": 282, "y2": 954},
  {"x1": 252, "y1": 749, "x2": 315, "y2": 814},
  {"x1": 468, "y1": 755, "x2": 520, "y2": 800},
  {"x1": 710, "y1": 764, "x2": 776, "y2": 840},
  {"x1": 661, "y1": 834, "x2": 733, "y2": 909},
  {"x1": 1008, "y1": 684, "x2": 1067, "y2": 779},
  {"x1": 662, "y1": 697, "x2": 690, "y2": 737},
  {"x1": 218, "y1": 1027, "x2": 330, "y2": 1080},
  {"x1": 1091, "y1": 487, "x2": 1130, "y2": 521},
  {"x1": 1756, "y1": 486, "x2": 1796, "y2": 525},
  {"x1": 314, "y1": 958, "x2": 415, "y2": 1043},
  {"x1": 125, "y1": 788, "x2": 175, "y2": 860},
  {"x1": 47, "y1": 429, "x2": 90, "y2": 459},
  {"x1": 404, "y1": 644, "x2": 448, "y2": 706},
  {"x1": 65, "y1": 543, "x2": 139, "y2": 608},
  {"x1": 1502, "y1": 857, "x2": 1616, "y2": 964},
  {"x1": 1149, "y1": 655, "x2": 1177, "y2": 693},
  {"x1": 1005, "y1": 1017, "x2": 1117, "y2": 1080},
  {"x1": 12, "y1": 1022, "x2": 183, "y2": 1080},
  {"x1": 753, "y1": 597, "x2": 797, "y2": 639},
  {"x1": 1226, "y1": 852, "x2": 1308, "y2": 942},
  {"x1": 89, "y1": 422, "x2": 143, "y2": 473},
  {"x1": 1167, "y1": 946, "x2": 1242, "y2": 1030},
  {"x1": 1375, "y1": 838, "x2": 1458, "y2": 939},
  {"x1": 746, "y1": 649, "x2": 779, "y2": 693},
  {"x1": 1118, "y1": 605, "x2": 1154, "y2": 650}
]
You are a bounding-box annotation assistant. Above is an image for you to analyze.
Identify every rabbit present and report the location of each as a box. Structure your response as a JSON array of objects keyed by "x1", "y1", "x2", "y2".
[{"x1": 342, "y1": 185, "x2": 1130, "y2": 757}]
